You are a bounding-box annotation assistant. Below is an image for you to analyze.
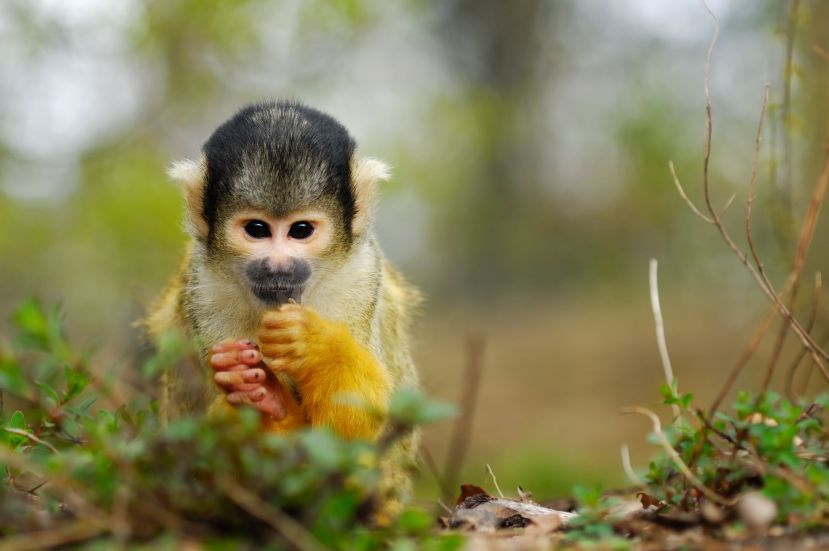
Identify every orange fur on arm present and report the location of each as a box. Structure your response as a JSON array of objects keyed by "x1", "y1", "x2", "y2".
[{"x1": 259, "y1": 306, "x2": 391, "y2": 440}]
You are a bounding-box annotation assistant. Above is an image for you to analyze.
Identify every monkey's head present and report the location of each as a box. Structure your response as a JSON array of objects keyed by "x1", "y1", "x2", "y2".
[{"x1": 168, "y1": 101, "x2": 389, "y2": 306}]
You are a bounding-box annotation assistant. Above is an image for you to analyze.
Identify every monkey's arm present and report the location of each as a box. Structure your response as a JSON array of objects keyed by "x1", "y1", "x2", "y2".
[{"x1": 258, "y1": 304, "x2": 391, "y2": 440}]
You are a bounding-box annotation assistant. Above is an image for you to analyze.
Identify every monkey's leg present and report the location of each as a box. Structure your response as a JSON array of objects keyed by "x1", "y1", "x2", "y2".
[
  {"x1": 258, "y1": 304, "x2": 391, "y2": 440},
  {"x1": 209, "y1": 340, "x2": 307, "y2": 429}
]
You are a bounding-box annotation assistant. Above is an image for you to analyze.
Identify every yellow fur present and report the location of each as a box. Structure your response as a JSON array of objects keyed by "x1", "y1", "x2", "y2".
[{"x1": 258, "y1": 304, "x2": 390, "y2": 440}]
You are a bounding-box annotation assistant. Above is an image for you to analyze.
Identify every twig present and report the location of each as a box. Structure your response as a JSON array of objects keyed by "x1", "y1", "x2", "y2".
[
  {"x1": 676, "y1": 1, "x2": 829, "y2": 405},
  {"x1": 621, "y1": 406, "x2": 734, "y2": 506},
  {"x1": 815, "y1": 45, "x2": 829, "y2": 62},
  {"x1": 668, "y1": 163, "x2": 736, "y2": 223},
  {"x1": 696, "y1": 409, "x2": 739, "y2": 448},
  {"x1": 620, "y1": 444, "x2": 647, "y2": 489},
  {"x1": 420, "y1": 446, "x2": 451, "y2": 504},
  {"x1": 443, "y1": 334, "x2": 485, "y2": 502},
  {"x1": 217, "y1": 476, "x2": 329, "y2": 551},
  {"x1": 649, "y1": 259, "x2": 679, "y2": 418},
  {"x1": 710, "y1": 131, "x2": 829, "y2": 411},
  {"x1": 720, "y1": 192, "x2": 737, "y2": 215},
  {"x1": 774, "y1": 0, "x2": 801, "y2": 224},
  {"x1": 0, "y1": 447, "x2": 106, "y2": 521},
  {"x1": 745, "y1": 84, "x2": 771, "y2": 274},
  {"x1": 0, "y1": 520, "x2": 106, "y2": 551},
  {"x1": 785, "y1": 273, "x2": 823, "y2": 400},
  {"x1": 4, "y1": 428, "x2": 59, "y2": 454},
  {"x1": 669, "y1": 161, "x2": 714, "y2": 223},
  {"x1": 709, "y1": 309, "x2": 775, "y2": 415},
  {"x1": 485, "y1": 463, "x2": 504, "y2": 498},
  {"x1": 437, "y1": 499, "x2": 453, "y2": 514}
]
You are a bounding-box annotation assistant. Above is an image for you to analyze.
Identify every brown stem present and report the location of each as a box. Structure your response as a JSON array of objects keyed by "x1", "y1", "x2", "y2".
[{"x1": 443, "y1": 335, "x2": 486, "y2": 500}]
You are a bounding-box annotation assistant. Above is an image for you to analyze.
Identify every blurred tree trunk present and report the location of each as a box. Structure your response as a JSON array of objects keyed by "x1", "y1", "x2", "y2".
[
  {"x1": 798, "y1": 0, "x2": 829, "y2": 274},
  {"x1": 436, "y1": 0, "x2": 558, "y2": 296}
]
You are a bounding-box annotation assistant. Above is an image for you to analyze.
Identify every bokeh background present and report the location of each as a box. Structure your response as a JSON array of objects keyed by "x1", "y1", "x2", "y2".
[{"x1": 1, "y1": 0, "x2": 828, "y2": 503}]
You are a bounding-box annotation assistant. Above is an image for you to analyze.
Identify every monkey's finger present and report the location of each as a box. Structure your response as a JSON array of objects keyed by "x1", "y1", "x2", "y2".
[
  {"x1": 253, "y1": 392, "x2": 287, "y2": 421},
  {"x1": 257, "y1": 329, "x2": 299, "y2": 345},
  {"x1": 226, "y1": 387, "x2": 265, "y2": 406},
  {"x1": 261, "y1": 308, "x2": 307, "y2": 328},
  {"x1": 210, "y1": 348, "x2": 261, "y2": 370},
  {"x1": 259, "y1": 345, "x2": 301, "y2": 364},
  {"x1": 210, "y1": 339, "x2": 257, "y2": 353},
  {"x1": 247, "y1": 387, "x2": 269, "y2": 402},
  {"x1": 214, "y1": 368, "x2": 267, "y2": 388},
  {"x1": 265, "y1": 357, "x2": 296, "y2": 374}
]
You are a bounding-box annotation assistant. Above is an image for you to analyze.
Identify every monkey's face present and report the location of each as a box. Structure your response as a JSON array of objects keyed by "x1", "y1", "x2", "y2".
[
  {"x1": 182, "y1": 102, "x2": 384, "y2": 307},
  {"x1": 216, "y1": 207, "x2": 342, "y2": 307}
]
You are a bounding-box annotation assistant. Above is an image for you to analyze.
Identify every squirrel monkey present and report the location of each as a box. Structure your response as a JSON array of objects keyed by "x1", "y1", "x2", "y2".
[{"x1": 146, "y1": 101, "x2": 421, "y2": 507}]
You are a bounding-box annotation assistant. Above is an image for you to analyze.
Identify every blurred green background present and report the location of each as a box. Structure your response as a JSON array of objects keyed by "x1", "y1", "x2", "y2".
[{"x1": 1, "y1": 0, "x2": 828, "y2": 504}]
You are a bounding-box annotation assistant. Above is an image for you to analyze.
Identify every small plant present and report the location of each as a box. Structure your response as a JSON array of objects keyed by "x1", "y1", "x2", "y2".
[
  {"x1": 0, "y1": 299, "x2": 462, "y2": 550},
  {"x1": 642, "y1": 389, "x2": 829, "y2": 526}
]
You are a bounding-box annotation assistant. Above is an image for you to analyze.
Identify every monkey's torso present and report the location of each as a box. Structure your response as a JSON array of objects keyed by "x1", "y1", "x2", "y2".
[
  {"x1": 146, "y1": 234, "x2": 421, "y2": 508},
  {"x1": 146, "y1": 100, "x2": 421, "y2": 514}
]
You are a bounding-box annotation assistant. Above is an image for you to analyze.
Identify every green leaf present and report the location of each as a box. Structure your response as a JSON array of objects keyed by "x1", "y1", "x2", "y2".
[
  {"x1": 64, "y1": 364, "x2": 91, "y2": 401},
  {"x1": 4, "y1": 410, "x2": 28, "y2": 448},
  {"x1": 12, "y1": 297, "x2": 50, "y2": 349},
  {"x1": 35, "y1": 381, "x2": 60, "y2": 405},
  {"x1": 0, "y1": 356, "x2": 30, "y2": 396},
  {"x1": 397, "y1": 508, "x2": 433, "y2": 534},
  {"x1": 572, "y1": 483, "x2": 603, "y2": 509},
  {"x1": 165, "y1": 418, "x2": 199, "y2": 441},
  {"x1": 388, "y1": 388, "x2": 457, "y2": 426},
  {"x1": 8, "y1": 410, "x2": 25, "y2": 431},
  {"x1": 301, "y1": 429, "x2": 342, "y2": 471}
]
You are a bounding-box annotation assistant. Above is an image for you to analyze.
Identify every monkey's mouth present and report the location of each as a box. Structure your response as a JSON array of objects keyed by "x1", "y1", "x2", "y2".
[{"x1": 251, "y1": 284, "x2": 303, "y2": 306}]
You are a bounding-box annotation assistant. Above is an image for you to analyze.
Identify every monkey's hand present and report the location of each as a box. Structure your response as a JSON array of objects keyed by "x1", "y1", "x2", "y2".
[
  {"x1": 258, "y1": 304, "x2": 391, "y2": 441},
  {"x1": 209, "y1": 339, "x2": 290, "y2": 421}
]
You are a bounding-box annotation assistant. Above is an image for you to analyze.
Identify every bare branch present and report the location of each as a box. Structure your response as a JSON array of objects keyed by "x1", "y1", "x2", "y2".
[
  {"x1": 443, "y1": 335, "x2": 486, "y2": 502},
  {"x1": 0, "y1": 520, "x2": 105, "y2": 551},
  {"x1": 420, "y1": 446, "x2": 451, "y2": 505},
  {"x1": 710, "y1": 310, "x2": 775, "y2": 415},
  {"x1": 217, "y1": 476, "x2": 328, "y2": 551},
  {"x1": 4, "y1": 428, "x2": 59, "y2": 454},
  {"x1": 620, "y1": 444, "x2": 647, "y2": 490},
  {"x1": 680, "y1": 1, "x2": 829, "y2": 407},
  {"x1": 745, "y1": 84, "x2": 771, "y2": 273},
  {"x1": 486, "y1": 464, "x2": 505, "y2": 499},
  {"x1": 778, "y1": 0, "x2": 801, "y2": 222},
  {"x1": 720, "y1": 192, "x2": 737, "y2": 215},
  {"x1": 669, "y1": 161, "x2": 714, "y2": 223},
  {"x1": 785, "y1": 272, "x2": 824, "y2": 399},
  {"x1": 649, "y1": 259, "x2": 679, "y2": 418}
]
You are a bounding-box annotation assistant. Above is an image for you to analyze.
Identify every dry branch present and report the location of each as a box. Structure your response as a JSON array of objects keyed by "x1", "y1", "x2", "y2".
[
  {"x1": 443, "y1": 335, "x2": 485, "y2": 502},
  {"x1": 217, "y1": 476, "x2": 328, "y2": 551},
  {"x1": 672, "y1": 2, "x2": 829, "y2": 414},
  {"x1": 649, "y1": 259, "x2": 679, "y2": 418},
  {"x1": 620, "y1": 444, "x2": 647, "y2": 490}
]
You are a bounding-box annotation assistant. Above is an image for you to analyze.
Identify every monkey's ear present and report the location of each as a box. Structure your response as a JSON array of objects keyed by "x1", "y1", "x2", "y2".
[
  {"x1": 351, "y1": 157, "x2": 390, "y2": 235},
  {"x1": 168, "y1": 156, "x2": 208, "y2": 239}
]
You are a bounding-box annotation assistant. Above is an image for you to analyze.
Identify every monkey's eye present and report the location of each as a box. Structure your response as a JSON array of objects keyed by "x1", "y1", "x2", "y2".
[
  {"x1": 288, "y1": 221, "x2": 314, "y2": 240},
  {"x1": 244, "y1": 220, "x2": 272, "y2": 239}
]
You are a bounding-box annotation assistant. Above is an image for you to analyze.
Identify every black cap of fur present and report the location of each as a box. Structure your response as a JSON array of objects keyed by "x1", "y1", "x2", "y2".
[{"x1": 201, "y1": 101, "x2": 357, "y2": 243}]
